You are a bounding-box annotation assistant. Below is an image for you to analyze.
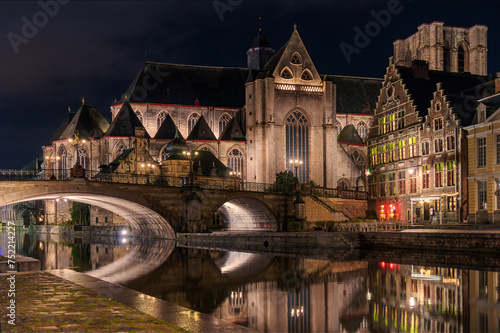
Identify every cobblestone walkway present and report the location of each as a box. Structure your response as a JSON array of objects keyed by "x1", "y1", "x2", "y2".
[{"x1": 0, "y1": 272, "x2": 187, "y2": 332}]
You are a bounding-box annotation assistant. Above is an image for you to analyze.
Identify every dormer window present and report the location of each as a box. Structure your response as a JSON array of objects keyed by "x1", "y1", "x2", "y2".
[
  {"x1": 290, "y1": 52, "x2": 302, "y2": 64},
  {"x1": 281, "y1": 68, "x2": 293, "y2": 79},
  {"x1": 301, "y1": 69, "x2": 313, "y2": 81}
]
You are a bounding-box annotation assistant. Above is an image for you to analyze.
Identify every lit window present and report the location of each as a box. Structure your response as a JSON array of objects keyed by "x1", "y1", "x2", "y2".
[
  {"x1": 478, "y1": 137, "x2": 487, "y2": 167},
  {"x1": 228, "y1": 148, "x2": 244, "y2": 178},
  {"x1": 286, "y1": 111, "x2": 309, "y2": 183},
  {"x1": 447, "y1": 161, "x2": 455, "y2": 186},
  {"x1": 435, "y1": 163, "x2": 444, "y2": 187}
]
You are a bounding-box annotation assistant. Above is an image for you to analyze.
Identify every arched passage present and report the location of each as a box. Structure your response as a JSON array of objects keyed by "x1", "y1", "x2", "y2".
[
  {"x1": 0, "y1": 183, "x2": 176, "y2": 238},
  {"x1": 212, "y1": 197, "x2": 278, "y2": 231}
]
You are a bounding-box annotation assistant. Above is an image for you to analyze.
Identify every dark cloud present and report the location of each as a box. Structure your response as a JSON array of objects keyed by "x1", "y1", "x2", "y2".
[{"x1": 0, "y1": 0, "x2": 499, "y2": 168}]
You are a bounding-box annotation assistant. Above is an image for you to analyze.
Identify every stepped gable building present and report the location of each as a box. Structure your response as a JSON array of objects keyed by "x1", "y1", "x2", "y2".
[{"x1": 367, "y1": 22, "x2": 496, "y2": 223}]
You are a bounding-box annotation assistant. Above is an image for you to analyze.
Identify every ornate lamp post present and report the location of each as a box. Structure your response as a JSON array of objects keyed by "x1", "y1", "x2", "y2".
[
  {"x1": 289, "y1": 159, "x2": 303, "y2": 179},
  {"x1": 183, "y1": 150, "x2": 198, "y2": 185}
]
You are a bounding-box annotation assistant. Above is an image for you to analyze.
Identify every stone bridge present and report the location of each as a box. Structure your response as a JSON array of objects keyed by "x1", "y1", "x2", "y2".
[{"x1": 0, "y1": 179, "x2": 293, "y2": 237}]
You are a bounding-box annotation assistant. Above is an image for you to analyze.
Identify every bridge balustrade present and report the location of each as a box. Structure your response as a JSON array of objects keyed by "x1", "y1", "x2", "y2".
[{"x1": 0, "y1": 169, "x2": 368, "y2": 199}]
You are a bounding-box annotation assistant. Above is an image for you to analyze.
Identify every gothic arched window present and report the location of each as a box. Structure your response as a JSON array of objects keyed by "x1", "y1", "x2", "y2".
[
  {"x1": 286, "y1": 110, "x2": 309, "y2": 183},
  {"x1": 443, "y1": 47, "x2": 450, "y2": 71},
  {"x1": 157, "y1": 111, "x2": 168, "y2": 129},
  {"x1": 290, "y1": 52, "x2": 302, "y2": 64},
  {"x1": 58, "y1": 145, "x2": 67, "y2": 171},
  {"x1": 113, "y1": 141, "x2": 125, "y2": 160},
  {"x1": 458, "y1": 45, "x2": 466, "y2": 73},
  {"x1": 336, "y1": 120, "x2": 343, "y2": 133},
  {"x1": 77, "y1": 147, "x2": 89, "y2": 170},
  {"x1": 160, "y1": 145, "x2": 169, "y2": 161},
  {"x1": 228, "y1": 148, "x2": 244, "y2": 177},
  {"x1": 301, "y1": 69, "x2": 313, "y2": 81},
  {"x1": 338, "y1": 178, "x2": 350, "y2": 190},
  {"x1": 281, "y1": 68, "x2": 293, "y2": 79},
  {"x1": 135, "y1": 111, "x2": 143, "y2": 123},
  {"x1": 357, "y1": 121, "x2": 368, "y2": 139},
  {"x1": 219, "y1": 113, "x2": 231, "y2": 136},
  {"x1": 199, "y1": 145, "x2": 214, "y2": 154},
  {"x1": 188, "y1": 113, "x2": 200, "y2": 135}
]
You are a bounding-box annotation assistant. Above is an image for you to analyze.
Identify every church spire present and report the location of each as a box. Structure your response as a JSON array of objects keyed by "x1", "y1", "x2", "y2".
[{"x1": 247, "y1": 21, "x2": 275, "y2": 71}]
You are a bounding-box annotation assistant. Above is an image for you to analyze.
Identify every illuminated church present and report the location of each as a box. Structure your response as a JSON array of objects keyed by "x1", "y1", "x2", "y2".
[{"x1": 42, "y1": 27, "x2": 381, "y2": 224}]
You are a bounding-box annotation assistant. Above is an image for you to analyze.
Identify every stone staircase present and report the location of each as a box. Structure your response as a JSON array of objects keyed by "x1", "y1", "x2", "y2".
[{"x1": 308, "y1": 195, "x2": 358, "y2": 220}]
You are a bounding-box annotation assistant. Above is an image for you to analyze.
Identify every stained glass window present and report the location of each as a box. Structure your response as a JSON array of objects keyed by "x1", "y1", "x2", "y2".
[{"x1": 286, "y1": 110, "x2": 309, "y2": 183}]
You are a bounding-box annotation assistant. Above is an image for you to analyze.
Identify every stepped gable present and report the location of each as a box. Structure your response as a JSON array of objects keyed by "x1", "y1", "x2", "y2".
[
  {"x1": 187, "y1": 115, "x2": 217, "y2": 141},
  {"x1": 397, "y1": 66, "x2": 492, "y2": 126},
  {"x1": 338, "y1": 124, "x2": 364, "y2": 145},
  {"x1": 154, "y1": 113, "x2": 183, "y2": 140},
  {"x1": 330, "y1": 75, "x2": 383, "y2": 114},
  {"x1": 116, "y1": 62, "x2": 249, "y2": 108},
  {"x1": 218, "y1": 117, "x2": 246, "y2": 141},
  {"x1": 59, "y1": 104, "x2": 110, "y2": 140},
  {"x1": 104, "y1": 101, "x2": 149, "y2": 138}
]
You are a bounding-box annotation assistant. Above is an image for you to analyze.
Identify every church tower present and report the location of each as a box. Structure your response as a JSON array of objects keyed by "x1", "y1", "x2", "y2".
[
  {"x1": 393, "y1": 22, "x2": 488, "y2": 75},
  {"x1": 247, "y1": 29, "x2": 275, "y2": 71}
]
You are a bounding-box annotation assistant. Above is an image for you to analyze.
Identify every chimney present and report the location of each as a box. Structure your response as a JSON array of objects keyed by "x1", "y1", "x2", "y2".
[{"x1": 412, "y1": 60, "x2": 429, "y2": 79}]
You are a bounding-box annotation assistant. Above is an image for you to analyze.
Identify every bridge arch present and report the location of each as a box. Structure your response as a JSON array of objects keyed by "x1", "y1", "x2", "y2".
[
  {"x1": 209, "y1": 196, "x2": 278, "y2": 231},
  {"x1": 0, "y1": 181, "x2": 176, "y2": 238}
]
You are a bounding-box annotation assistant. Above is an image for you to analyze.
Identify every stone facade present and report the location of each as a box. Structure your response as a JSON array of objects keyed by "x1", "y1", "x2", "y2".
[
  {"x1": 394, "y1": 21, "x2": 488, "y2": 75},
  {"x1": 465, "y1": 91, "x2": 500, "y2": 223}
]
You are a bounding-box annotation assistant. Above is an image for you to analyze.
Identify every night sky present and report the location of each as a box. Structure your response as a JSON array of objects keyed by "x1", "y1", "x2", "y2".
[{"x1": 1, "y1": 0, "x2": 499, "y2": 168}]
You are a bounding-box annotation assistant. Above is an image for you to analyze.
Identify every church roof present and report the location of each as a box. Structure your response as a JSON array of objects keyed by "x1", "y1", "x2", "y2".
[
  {"x1": 59, "y1": 104, "x2": 110, "y2": 140},
  {"x1": 154, "y1": 113, "x2": 182, "y2": 140},
  {"x1": 192, "y1": 150, "x2": 232, "y2": 177},
  {"x1": 263, "y1": 41, "x2": 289, "y2": 73},
  {"x1": 397, "y1": 66, "x2": 493, "y2": 126},
  {"x1": 338, "y1": 124, "x2": 364, "y2": 145},
  {"x1": 187, "y1": 115, "x2": 217, "y2": 141},
  {"x1": 104, "y1": 101, "x2": 150, "y2": 138},
  {"x1": 165, "y1": 128, "x2": 188, "y2": 156},
  {"x1": 218, "y1": 117, "x2": 246, "y2": 141},
  {"x1": 251, "y1": 29, "x2": 272, "y2": 48},
  {"x1": 117, "y1": 62, "x2": 249, "y2": 108},
  {"x1": 47, "y1": 111, "x2": 77, "y2": 144},
  {"x1": 109, "y1": 148, "x2": 133, "y2": 169},
  {"x1": 329, "y1": 75, "x2": 383, "y2": 114}
]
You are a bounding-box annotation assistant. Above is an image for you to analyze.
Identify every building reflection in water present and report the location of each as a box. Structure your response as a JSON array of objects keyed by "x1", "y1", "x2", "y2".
[{"x1": 5, "y1": 231, "x2": 500, "y2": 333}]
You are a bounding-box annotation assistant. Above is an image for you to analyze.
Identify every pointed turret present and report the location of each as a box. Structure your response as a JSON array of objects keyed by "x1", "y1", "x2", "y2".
[
  {"x1": 59, "y1": 103, "x2": 109, "y2": 140},
  {"x1": 104, "y1": 101, "x2": 149, "y2": 138},
  {"x1": 247, "y1": 29, "x2": 275, "y2": 71}
]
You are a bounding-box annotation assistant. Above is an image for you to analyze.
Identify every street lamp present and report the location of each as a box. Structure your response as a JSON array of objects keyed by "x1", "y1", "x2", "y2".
[
  {"x1": 183, "y1": 150, "x2": 198, "y2": 185},
  {"x1": 289, "y1": 159, "x2": 303, "y2": 178},
  {"x1": 140, "y1": 163, "x2": 156, "y2": 184}
]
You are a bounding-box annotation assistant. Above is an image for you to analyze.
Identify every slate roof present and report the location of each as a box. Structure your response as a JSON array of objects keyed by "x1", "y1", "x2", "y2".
[
  {"x1": 104, "y1": 101, "x2": 150, "y2": 138},
  {"x1": 328, "y1": 75, "x2": 383, "y2": 115},
  {"x1": 154, "y1": 113, "x2": 183, "y2": 140},
  {"x1": 263, "y1": 42, "x2": 289, "y2": 73},
  {"x1": 338, "y1": 124, "x2": 364, "y2": 145},
  {"x1": 59, "y1": 104, "x2": 110, "y2": 140},
  {"x1": 218, "y1": 117, "x2": 246, "y2": 141},
  {"x1": 47, "y1": 111, "x2": 77, "y2": 145},
  {"x1": 109, "y1": 148, "x2": 133, "y2": 171},
  {"x1": 187, "y1": 115, "x2": 217, "y2": 141},
  {"x1": 117, "y1": 62, "x2": 250, "y2": 107},
  {"x1": 251, "y1": 29, "x2": 272, "y2": 48},
  {"x1": 191, "y1": 150, "x2": 232, "y2": 177},
  {"x1": 397, "y1": 66, "x2": 493, "y2": 126}
]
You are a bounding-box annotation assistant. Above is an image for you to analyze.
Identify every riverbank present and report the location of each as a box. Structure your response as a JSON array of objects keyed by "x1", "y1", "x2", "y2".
[{"x1": 0, "y1": 270, "x2": 253, "y2": 332}]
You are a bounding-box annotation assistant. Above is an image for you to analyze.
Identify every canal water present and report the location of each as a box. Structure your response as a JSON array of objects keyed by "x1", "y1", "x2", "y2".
[{"x1": 2, "y1": 231, "x2": 499, "y2": 333}]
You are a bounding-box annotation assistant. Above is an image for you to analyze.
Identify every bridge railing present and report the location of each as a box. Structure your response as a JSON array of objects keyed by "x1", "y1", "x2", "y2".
[{"x1": 0, "y1": 169, "x2": 367, "y2": 198}]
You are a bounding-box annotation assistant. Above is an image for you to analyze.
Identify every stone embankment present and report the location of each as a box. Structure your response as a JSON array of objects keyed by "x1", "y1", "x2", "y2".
[{"x1": 0, "y1": 254, "x2": 40, "y2": 273}]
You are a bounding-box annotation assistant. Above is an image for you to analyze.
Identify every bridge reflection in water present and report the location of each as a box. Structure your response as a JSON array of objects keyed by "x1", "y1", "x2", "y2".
[{"x1": 6, "y1": 232, "x2": 500, "y2": 333}]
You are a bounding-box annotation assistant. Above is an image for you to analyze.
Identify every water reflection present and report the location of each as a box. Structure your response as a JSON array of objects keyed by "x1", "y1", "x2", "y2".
[{"x1": 4, "y1": 231, "x2": 500, "y2": 332}]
